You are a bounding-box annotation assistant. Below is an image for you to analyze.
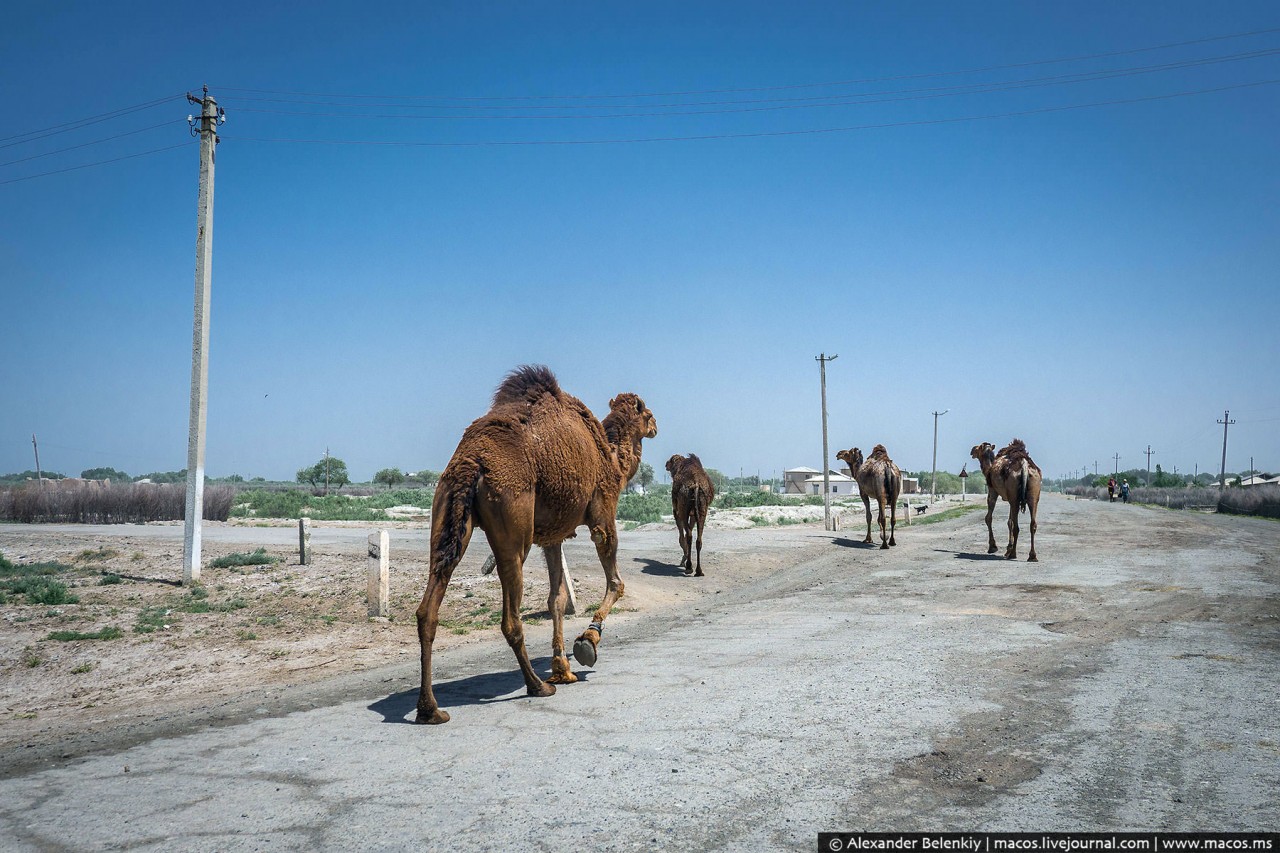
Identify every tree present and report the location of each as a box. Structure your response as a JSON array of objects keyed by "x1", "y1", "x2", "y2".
[
  {"x1": 408, "y1": 469, "x2": 440, "y2": 487},
  {"x1": 297, "y1": 456, "x2": 349, "y2": 493},
  {"x1": 631, "y1": 462, "x2": 655, "y2": 490},
  {"x1": 374, "y1": 467, "x2": 406, "y2": 489},
  {"x1": 81, "y1": 467, "x2": 130, "y2": 482}
]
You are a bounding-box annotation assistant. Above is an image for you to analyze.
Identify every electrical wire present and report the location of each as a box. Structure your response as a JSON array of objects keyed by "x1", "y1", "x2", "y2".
[
  {"x1": 0, "y1": 120, "x2": 184, "y2": 169},
  {"x1": 0, "y1": 142, "x2": 193, "y2": 187},
  {"x1": 218, "y1": 78, "x2": 1280, "y2": 148},
  {"x1": 0, "y1": 92, "x2": 189, "y2": 150},
  {"x1": 213, "y1": 25, "x2": 1280, "y2": 101},
  {"x1": 218, "y1": 46, "x2": 1280, "y2": 113},
  {"x1": 220, "y1": 49, "x2": 1280, "y2": 122}
]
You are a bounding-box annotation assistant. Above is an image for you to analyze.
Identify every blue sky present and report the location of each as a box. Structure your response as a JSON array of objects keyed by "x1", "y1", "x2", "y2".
[{"x1": 2, "y1": 2, "x2": 1277, "y2": 484}]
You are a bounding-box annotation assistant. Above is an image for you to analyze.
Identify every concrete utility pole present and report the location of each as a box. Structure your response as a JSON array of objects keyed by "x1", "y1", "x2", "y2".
[
  {"x1": 324, "y1": 447, "x2": 331, "y2": 495},
  {"x1": 32, "y1": 434, "x2": 42, "y2": 488},
  {"x1": 815, "y1": 353, "x2": 838, "y2": 531},
  {"x1": 1145, "y1": 445, "x2": 1155, "y2": 487},
  {"x1": 182, "y1": 87, "x2": 223, "y2": 585},
  {"x1": 1217, "y1": 410, "x2": 1234, "y2": 489},
  {"x1": 930, "y1": 410, "x2": 948, "y2": 503},
  {"x1": 1113, "y1": 453, "x2": 1121, "y2": 476}
]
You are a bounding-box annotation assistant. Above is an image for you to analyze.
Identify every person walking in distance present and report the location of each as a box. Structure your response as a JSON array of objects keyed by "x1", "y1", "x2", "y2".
[
  {"x1": 1108, "y1": 477, "x2": 1117, "y2": 502},
  {"x1": 1120, "y1": 479, "x2": 1130, "y2": 504}
]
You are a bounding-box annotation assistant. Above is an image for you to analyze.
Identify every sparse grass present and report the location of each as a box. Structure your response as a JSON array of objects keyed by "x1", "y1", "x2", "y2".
[
  {"x1": 21, "y1": 647, "x2": 42, "y2": 668},
  {"x1": 209, "y1": 548, "x2": 277, "y2": 569},
  {"x1": 134, "y1": 606, "x2": 176, "y2": 634},
  {"x1": 3, "y1": 575, "x2": 79, "y2": 605},
  {"x1": 46, "y1": 626, "x2": 123, "y2": 642},
  {"x1": 257, "y1": 615, "x2": 282, "y2": 626},
  {"x1": 75, "y1": 547, "x2": 120, "y2": 563},
  {"x1": 915, "y1": 503, "x2": 987, "y2": 525},
  {"x1": 235, "y1": 629, "x2": 258, "y2": 640},
  {"x1": 71, "y1": 661, "x2": 97, "y2": 674},
  {"x1": 98, "y1": 572, "x2": 123, "y2": 585}
]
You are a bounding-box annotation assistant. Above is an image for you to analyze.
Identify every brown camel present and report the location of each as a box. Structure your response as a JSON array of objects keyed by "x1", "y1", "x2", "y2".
[
  {"x1": 665, "y1": 454, "x2": 715, "y2": 576},
  {"x1": 414, "y1": 365, "x2": 657, "y2": 724},
  {"x1": 836, "y1": 445, "x2": 902, "y2": 549},
  {"x1": 970, "y1": 439, "x2": 1042, "y2": 562}
]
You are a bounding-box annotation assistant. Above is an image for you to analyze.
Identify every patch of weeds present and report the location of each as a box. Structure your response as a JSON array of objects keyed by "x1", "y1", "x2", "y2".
[
  {"x1": 11, "y1": 577, "x2": 79, "y2": 606},
  {"x1": 623, "y1": 521, "x2": 641, "y2": 531},
  {"x1": 46, "y1": 626, "x2": 123, "y2": 642},
  {"x1": 71, "y1": 661, "x2": 97, "y2": 674},
  {"x1": 235, "y1": 630, "x2": 258, "y2": 640},
  {"x1": 214, "y1": 597, "x2": 248, "y2": 612},
  {"x1": 257, "y1": 615, "x2": 282, "y2": 626},
  {"x1": 208, "y1": 548, "x2": 277, "y2": 569},
  {"x1": 76, "y1": 547, "x2": 120, "y2": 563},
  {"x1": 131, "y1": 552, "x2": 145, "y2": 562},
  {"x1": 267, "y1": 648, "x2": 289, "y2": 659},
  {"x1": 320, "y1": 614, "x2": 337, "y2": 624},
  {"x1": 98, "y1": 573, "x2": 123, "y2": 585},
  {"x1": 134, "y1": 606, "x2": 177, "y2": 634},
  {"x1": 914, "y1": 503, "x2": 987, "y2": 525},
  {"x1": 14, "y1": 711, "x2": 37, "y2": 720},
  {"x1": 21, "y1": 647, "x2": 42, "y2": 668}
]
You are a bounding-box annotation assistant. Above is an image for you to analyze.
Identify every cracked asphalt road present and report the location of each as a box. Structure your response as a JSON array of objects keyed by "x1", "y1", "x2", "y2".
[{"x1": 1, "y1": 495, "x2": 1276, "y2": 850}]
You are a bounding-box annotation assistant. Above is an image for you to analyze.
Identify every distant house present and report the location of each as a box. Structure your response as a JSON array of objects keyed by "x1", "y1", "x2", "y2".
[
  {"x1": 783, "y1": 467, "x2": 821, "y2": 494},
  {"x1": 802, "y1": 472, "x2": 859, "y2": 496}
]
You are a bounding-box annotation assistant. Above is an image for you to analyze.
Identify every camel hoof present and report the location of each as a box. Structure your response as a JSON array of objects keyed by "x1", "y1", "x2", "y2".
[
  {"x1": 548, "y1": 656, "x2": 578, "y2": 684},
  {"x1": 694, "y1": 570, "x2": 704, "y2": 577},
  {"x1": 880, "y1": 543, "x2": 889, "y2": 550},
  {"x1": 528, "y1": 681, "x2": 556, "y2": 698},
  {"x1": 415, "y1": 708, "x2": 450, "y2": 725},
  {"x1": 863, "y1": 538, "x2": 873, "y2": 545},
  {"x1": 683, "y1": 567, "x2": 694, "y2": 576},
  {"x1": 1027, "y1": 555, "x2": 1039, "y2": 563},
  {"x1": 988, "y1": 546, "x2": 999, "y2": 554},
  {"x1": 573, "y1": 637, "x2": 598, "y2": 667},
  {"x1": 889, "y1": 540, "x2": 897, "y2": 547}
]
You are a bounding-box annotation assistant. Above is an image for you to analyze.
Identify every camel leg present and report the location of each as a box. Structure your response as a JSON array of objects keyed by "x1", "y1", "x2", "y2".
[
  {"x1": 1005, "y1": 501, "x2": 1019, "y2": 560},
  {"x1": 679, "y1": 513, "x2": 693, "y2": 574},
  {"x1": 985, "y1": 490, "x2": 999, "y2": 554},
  {"x1": 415, "y1": 524, "x2": 474, "y2": 725},
  {"x1": 1027, "y1": 498, "x2": 1039, "y2": 562},
  {"x1": 493, "y1": 544, "x2": 555, "y2": 699},
  {"x1": 888, "y1": 499, "x2": 897, "y2": 547},
  {"x1": 693, "y1": 507, "x2": 706, "y2": 577},
  {"x1": 573, "y1": 512, "x2": 624, "y2": 667},
  {"x1": 876, "y1": 498, "x2": 889, "y2": 549},
  {"x1": 862, "y1": 495, "x2": 873, "y2": 544},
  {"x1": 543, "y1": 545, "x2": 577, "y2": 684}
]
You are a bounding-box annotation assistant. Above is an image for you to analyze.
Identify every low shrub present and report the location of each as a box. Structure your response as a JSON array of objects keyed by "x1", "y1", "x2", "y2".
[
  {"x1": 616, "y1": 493, "x2": 667, "y2": 524},
  {"x1": 0, "y1": 482, "x2": 232, "y2": 523},
  {"x1": 46, "y1": 627, "x2": 123, "y2": 642},
  {"x1": 209, "y1": 548, "x2": 277, "y2": 569}
]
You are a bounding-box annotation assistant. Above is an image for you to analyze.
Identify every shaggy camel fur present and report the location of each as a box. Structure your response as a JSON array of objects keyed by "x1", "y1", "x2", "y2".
[
  {"x1": 836, "y1": 445, "x2": 902, "y2": 549},
  {"x1": 970, "y1": 439, "x2": 1042, "y2": 562},
  {"x1": 415, "y1": 366, "x2": 657, "y2": 724},
  {"x1": 665, "y1": 454, "x2": 715, "y2": 576}
]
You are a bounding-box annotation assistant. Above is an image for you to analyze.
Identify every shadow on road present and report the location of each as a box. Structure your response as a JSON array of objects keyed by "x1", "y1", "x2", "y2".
[
  {"x1": 368, "y1": 657, "x2": 592, "y2": 723},
  {"x1": 933, "y1": 549, "x2": 1004, "y2": 561},
  {"x1": 832, "y1": 538, "x2": 876, "y2": 549},
  {"x1": 636, "y1": 557, "x2": 687, "y2": 576}
]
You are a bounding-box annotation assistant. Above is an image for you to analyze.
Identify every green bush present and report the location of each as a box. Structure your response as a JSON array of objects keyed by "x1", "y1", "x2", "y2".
[
  {"x1": 616, "y1": 493, "x2": 667, "y2": 524},
  {"x1": 209, "y1": 548, "x2": 277, "y2": 569}
]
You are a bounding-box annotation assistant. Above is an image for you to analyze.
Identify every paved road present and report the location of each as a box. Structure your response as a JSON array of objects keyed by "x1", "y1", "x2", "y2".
[{"x1": 1, "y1": 496, "x2": 1276, "y2": 850}]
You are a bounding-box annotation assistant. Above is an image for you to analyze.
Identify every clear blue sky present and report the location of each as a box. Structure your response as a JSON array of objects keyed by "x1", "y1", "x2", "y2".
[{"x1": 2, "y1": 2, "x2": 1278, "y2": 484}]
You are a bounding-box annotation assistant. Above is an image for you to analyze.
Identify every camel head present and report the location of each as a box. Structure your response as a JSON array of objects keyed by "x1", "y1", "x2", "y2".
[
  {"x1": 665, "y1": 454, "x2": 684, "y2": 476},
  {"x1": 870, "y1": 444, "x2": 890, "y2": 460},
  {"x1": 606, "y1": 393, "x2": 658, "y2": 440},
  {"x1": 971, "y1": 442, "x2": 997, "y2": 477},
  {"x1": 836, "y1": 448, "x2": 863, "y2": 471}
]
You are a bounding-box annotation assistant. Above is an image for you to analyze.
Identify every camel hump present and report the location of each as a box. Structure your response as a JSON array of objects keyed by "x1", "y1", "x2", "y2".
[
  {"x1": 686, "y1": 453, "x2": 703, "y2": 467},
  {"x1": 492, "y1": 364, "x2": 562, "y2": 407}
]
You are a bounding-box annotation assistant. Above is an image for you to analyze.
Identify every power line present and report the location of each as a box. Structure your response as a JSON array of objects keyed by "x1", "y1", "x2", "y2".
[
  {"x1": 0, "y1": 142, "x2": 193, "y2": 187},
  {"x1": 218, "y1": 78, "x2": 1280, "y2": 149},
  {"x1": 213, "y1": 25, "x2": 1280, "y2": 101},
  {"x1": 0, "y1": 93, "x2": 189, "y2": 150},
  {"x1": 0, "y1": 120, "x2": 183, "y2": 169}
]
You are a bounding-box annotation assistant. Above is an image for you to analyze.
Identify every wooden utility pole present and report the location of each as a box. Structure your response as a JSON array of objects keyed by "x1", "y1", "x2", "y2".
[
  {"x1": 32, "y1": 434, "x2": 43, "y2": 488},
  {"x1": 815, "y1": 353, "x2": 838, "y2": 530},
  {"x1": 182, "y1": 87, "x2": 222, "y2": 585},
  {"x1": 1217, "y1": 410, "x2": 1234, "y2": 489},
  {"x1": 930, "y1": 409, "x2": 948, "y2": 503}
]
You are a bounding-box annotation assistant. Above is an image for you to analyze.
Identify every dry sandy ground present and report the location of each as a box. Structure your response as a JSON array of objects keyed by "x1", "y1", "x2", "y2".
[{"x1": 0, "y1": 500, "x2": 899, "y2": 754}]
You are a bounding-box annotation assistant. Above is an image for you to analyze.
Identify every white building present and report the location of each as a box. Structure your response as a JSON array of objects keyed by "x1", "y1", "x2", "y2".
[{"x1": 802, "y1": 472, "x2": 859, "y2": 496}]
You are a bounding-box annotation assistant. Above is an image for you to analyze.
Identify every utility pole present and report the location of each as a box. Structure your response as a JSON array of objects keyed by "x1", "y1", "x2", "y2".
[
  {"x1": 1217, "y1": 410, "x2": 1234, "y2": 489},
  {"x1": 1144, "y1": 445, "x2": 1154, "y2": 487},
  {"x1": 182, "y1": 86, "x2": 223, "y2": 586},
  {"x1": 324, "y1": 446, "x2": 331, "y2": 496},
  {"x1": 1094, "y1": 461, "x2": 1098, "y2": 477},
  {"x1": 930, "y1": 409, "x2": 948, "y2": 503},
  {"x1": 32, "y1": 434, "x2": 43, "y2": 488},
  {"x1": 815, "y1": 353, "x2": 838, "y2": 531},
  {"x1": 1113, "y1": 453, "x2": 1121, "y2": 477}
]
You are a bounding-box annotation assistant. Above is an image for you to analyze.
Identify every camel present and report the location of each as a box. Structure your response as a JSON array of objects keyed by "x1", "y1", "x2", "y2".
[
  {"x1": 414, "y1": 366, "x2": 657, "y2": 724},
  {"x1": 665, "y1": 454, "x2": 715, "y2": 576},
  {"x1": 836, "y1": 445, "x2": 902, "y2": 549},
  {"x1": 970, "y1": 439, "x2": 1042, "y2": 562}
]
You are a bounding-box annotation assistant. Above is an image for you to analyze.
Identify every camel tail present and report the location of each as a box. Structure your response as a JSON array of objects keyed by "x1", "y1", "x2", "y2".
[
  {"x1": 431, "y1": 457, "x2": 481, "y2": 576},
  {"x1": 885, "y1": 468, "x2": 901, "y2": 505},
  {"x1": 1017, "y1": 464, "x2": 1030, "y2": 514}
]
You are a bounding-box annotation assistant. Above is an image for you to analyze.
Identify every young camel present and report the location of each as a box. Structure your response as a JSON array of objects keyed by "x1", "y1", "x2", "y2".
[
  {"x1": 970, "y1": 439, "x2": 1042, "y2": 561},
  {"x1": 665, "y1": 454, "x2": 716, "y2": 576},
  {"x1": 836, "y1": 445, "x2": 902, "y2": 549},
  {"x1": 415, "y1": 366, "x2": 657, "y2": 724}
]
